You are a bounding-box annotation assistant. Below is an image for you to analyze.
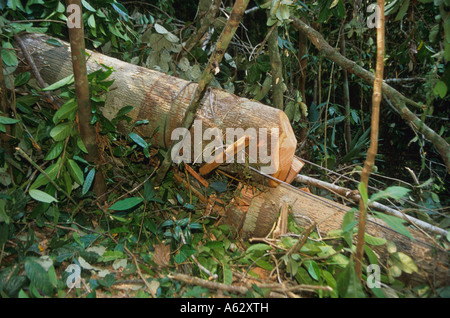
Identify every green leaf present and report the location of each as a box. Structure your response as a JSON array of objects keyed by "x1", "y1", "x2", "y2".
[
  {"x1": 209, "y1": 181, "x2": 228, "y2": 193},
  {"x1": 47, "y1": 265, "x2": 58, "y2": 288},
  {"x1": 358, "y1": 182, "x2": 368, "y2": 209},
  {"x1": 174, "y1": 244, "x2": 196, "y2": 264},
  {"x1": 284, "y1": 256, "x2": 299, "y2": 276},
  {"x1": 30, "y1": 163, "x2": 60, "y2": 190},
  {"x1": 364, "y1": 233, "x2": 387, "y2": 246},
  {"x1": 303, "y1": 260, "x2": 320, "y2": 281},
  {"x1": 87, "y1": 14, "x2": 96, "y2": 29},
  {"x1": 247, "y1": 64, "x2": 261, "y2": 84},
  {"x1": 374, "y1": 212, "x2": 414, "y2": 240},
  {"x1": 322, "y1": 269, "x2": 337, "y2": 287},
  {"x1": 111, "y1": 2, "x2": 129, "y2": 20},
  {"x1": 144, "y1": 181, "x2": 156, "y2": 201},
  {"x1": 1, "y1": 43, "x2": 18, "y2": 67},
  {"x1": 63, "y1": 171, "x2": 73, "y2": 196},
  {"x1": 394, "y1": 0, "x2": 409, "y2": 21},
  {"x1": 246, "y1": 243, "x2": 271, "y2": 254},
  {"x1": 433, "y1": 81, "x2": 448, "y2": 98},
  {"x1": 24, "y1": 258, "x2": 54, "y2": 296},
  {"x1": 337, "y1": 261, "x2": 366, "y2": 298},
  {"x1": 98, "y1": 274, "x2": 115, "y2": 287},
  {"x1": 363, "y1": 245, "x2": 379, "y2": 268},
  {"x1": 44, "y1": 141, "x2": 64, "y2": 161},
  {"x1": 46, "y1": 38, "x2": 62, "y2": 47},
  {"x1": 82, "y1": 168, "x2": 95, "y2": 195},
  {"x1": 50, "y1": 123, "x2": 72, "y2": 141},
  {"x1": 109, "y1": 197, "x2": 143, "y2": 211},
  {"x1": 53, "y1": 98, "x2": 77, "y2": 124},
  {"x1": 76, "y1": 137, "x2": 88, "y2": 154},
  {"x1": 128, "y1": 132, "x2": 148, "y2": 148},
  {"x1": 0, "y1": 116, "x2": 20, "y2": 125},
  {"x1": 98, "y1": 251, "x2": 125, "y2": 262},
  {"x1": 114, "y1": 105, "x2": 134, "y2": 119},
  {"x1": 29, "y1": 189, "x2": 58, "y2": 203},
  {"x1": 0, "y1": 200, "x2": 10, "y2": 224},
  {"x1": 81, "y1": 0, "x2": 96, "y2": 12},
  {"x1": 369, "y1": 186, "x2": 411, "y2": 203},
  {"x1": 390, "y1": 252, "x2": 418, "y2": 274},
  {"x1": 42, "y1": 74, "x2": 74, "y2": 91},
  {"x1": 342, "y1": 210, "x2": 357, "y2": 246},
  {"x1": 14, "y1": 72, "x2": 31, "y2": 86},
  {"x1": 66, "y1": 159, "x2": 84, "y2": 185},
  {"x1": 18, "y1": 290, "x2": 29, "y2": 298}
]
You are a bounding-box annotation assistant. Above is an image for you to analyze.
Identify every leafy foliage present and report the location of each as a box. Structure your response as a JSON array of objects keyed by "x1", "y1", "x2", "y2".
[{"x1": 0, "y1": 0, "x2": 448, "y2": 299}]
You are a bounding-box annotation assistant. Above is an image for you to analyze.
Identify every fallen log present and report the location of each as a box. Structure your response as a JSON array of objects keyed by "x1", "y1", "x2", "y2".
[
  {"x1": 294, "y1": 173, "x2": 448, "y2": 237},
  {"x1": 17, "y1": 33, "x2": 297, "y2": 186},
  {"x1": 175, "y1": 166, "x2": 449, "y2": 288},
  {"x1": 16, "y1": 33, "x2": 448, "y2": 288}
]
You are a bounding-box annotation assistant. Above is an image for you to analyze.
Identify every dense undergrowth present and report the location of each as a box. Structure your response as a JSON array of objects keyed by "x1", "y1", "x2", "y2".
[{"x1": 0, "y1": 0, "x2": 449, "y2": 298}]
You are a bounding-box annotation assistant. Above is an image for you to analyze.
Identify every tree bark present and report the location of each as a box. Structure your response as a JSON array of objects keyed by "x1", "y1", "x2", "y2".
[
  {"x1": 267, "y1": 18, "x2": 285, "y2": 110},
  {"x1": 355, "y1": 0, "x2": 385, "y2": 279},
  {"x1": 291, "y1": 17, "x2": 450, "y2": 172},
  {"x1": 154, "y1": 0, "x2": 251, "y2": 185},
  {"x1": 297, "y1": 26, "x2": 308, "y2": 144},
  {"x1": 66, "y1": 0, "x2": 106, "y2": 199},
  {"x1": 340, "y1": 32, "x2": 352, "y2": 153},
  {"x1": 182, "y1": 0, "x2": 222, "y2": 55},
  {"x1": 175, "y1": 166, "x2": 449, "y2": 288},
  {"x1": 294, "y1": 173, "x2": 448, "y2": 237},
  {"x1": 17, "y1": 33, "x2": 297, "y2": 187}
]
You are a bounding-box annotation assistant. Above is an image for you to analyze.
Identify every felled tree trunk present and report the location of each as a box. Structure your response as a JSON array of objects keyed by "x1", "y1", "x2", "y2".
[
  {"x1": 18, "y1": 33, "x2": 297, "y2": 186},
  {"x1": 17, "y1": 33, "x2": 448, "y2": 288},
  {"x1": 175, "y1": 165, "x2": 449, "y2": 288}
]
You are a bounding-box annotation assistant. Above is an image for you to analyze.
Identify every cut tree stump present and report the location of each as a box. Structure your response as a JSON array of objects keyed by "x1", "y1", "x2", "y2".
[{"x1": 17, "y1": 33, "x2": 297, "y2": 186}]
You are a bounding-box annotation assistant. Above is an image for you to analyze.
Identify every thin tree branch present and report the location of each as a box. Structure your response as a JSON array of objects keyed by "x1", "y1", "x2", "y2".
[
  {"x1": 355, "y1": 0, "x2": 385, "y2": 280},
  {"x1": 290, "y1": 16, "x2": 450, "y2": 172},
  {"x1": 154, "y1": 0, "x2": 250, "y2": 185}
]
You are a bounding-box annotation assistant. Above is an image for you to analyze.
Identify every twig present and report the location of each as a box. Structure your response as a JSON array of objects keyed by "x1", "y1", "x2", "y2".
[
  {"x1": 154, "y1": 0, "x2": 250, "y2": 185},
  {"x1": 168, "y1": 273, "x2": 332, "y2": 296},
  {"x1": 108, "y1": 163, "x2": 159, "y2": 205},
  {"x1": 0, "y1": 244, "x2": 5, "y2": 267},
  {"x1": 13, "y1": 32, "x2": 58, "y2": 108},
  {"x1": 108, "y1": 233, "x2": 156, "y2": 297},
  {"x1": 294, "y1": 173, "x2": 448, "y2": 237},
  {"x1": 15, "y1": 147, "x2": 77, "y2": 205},
  {"x1": 180, "y1": 231, "x2": 218, "y2": 279},
  {"x1": 169, "y1": 273, "x2": 248, "y2": 295}
]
